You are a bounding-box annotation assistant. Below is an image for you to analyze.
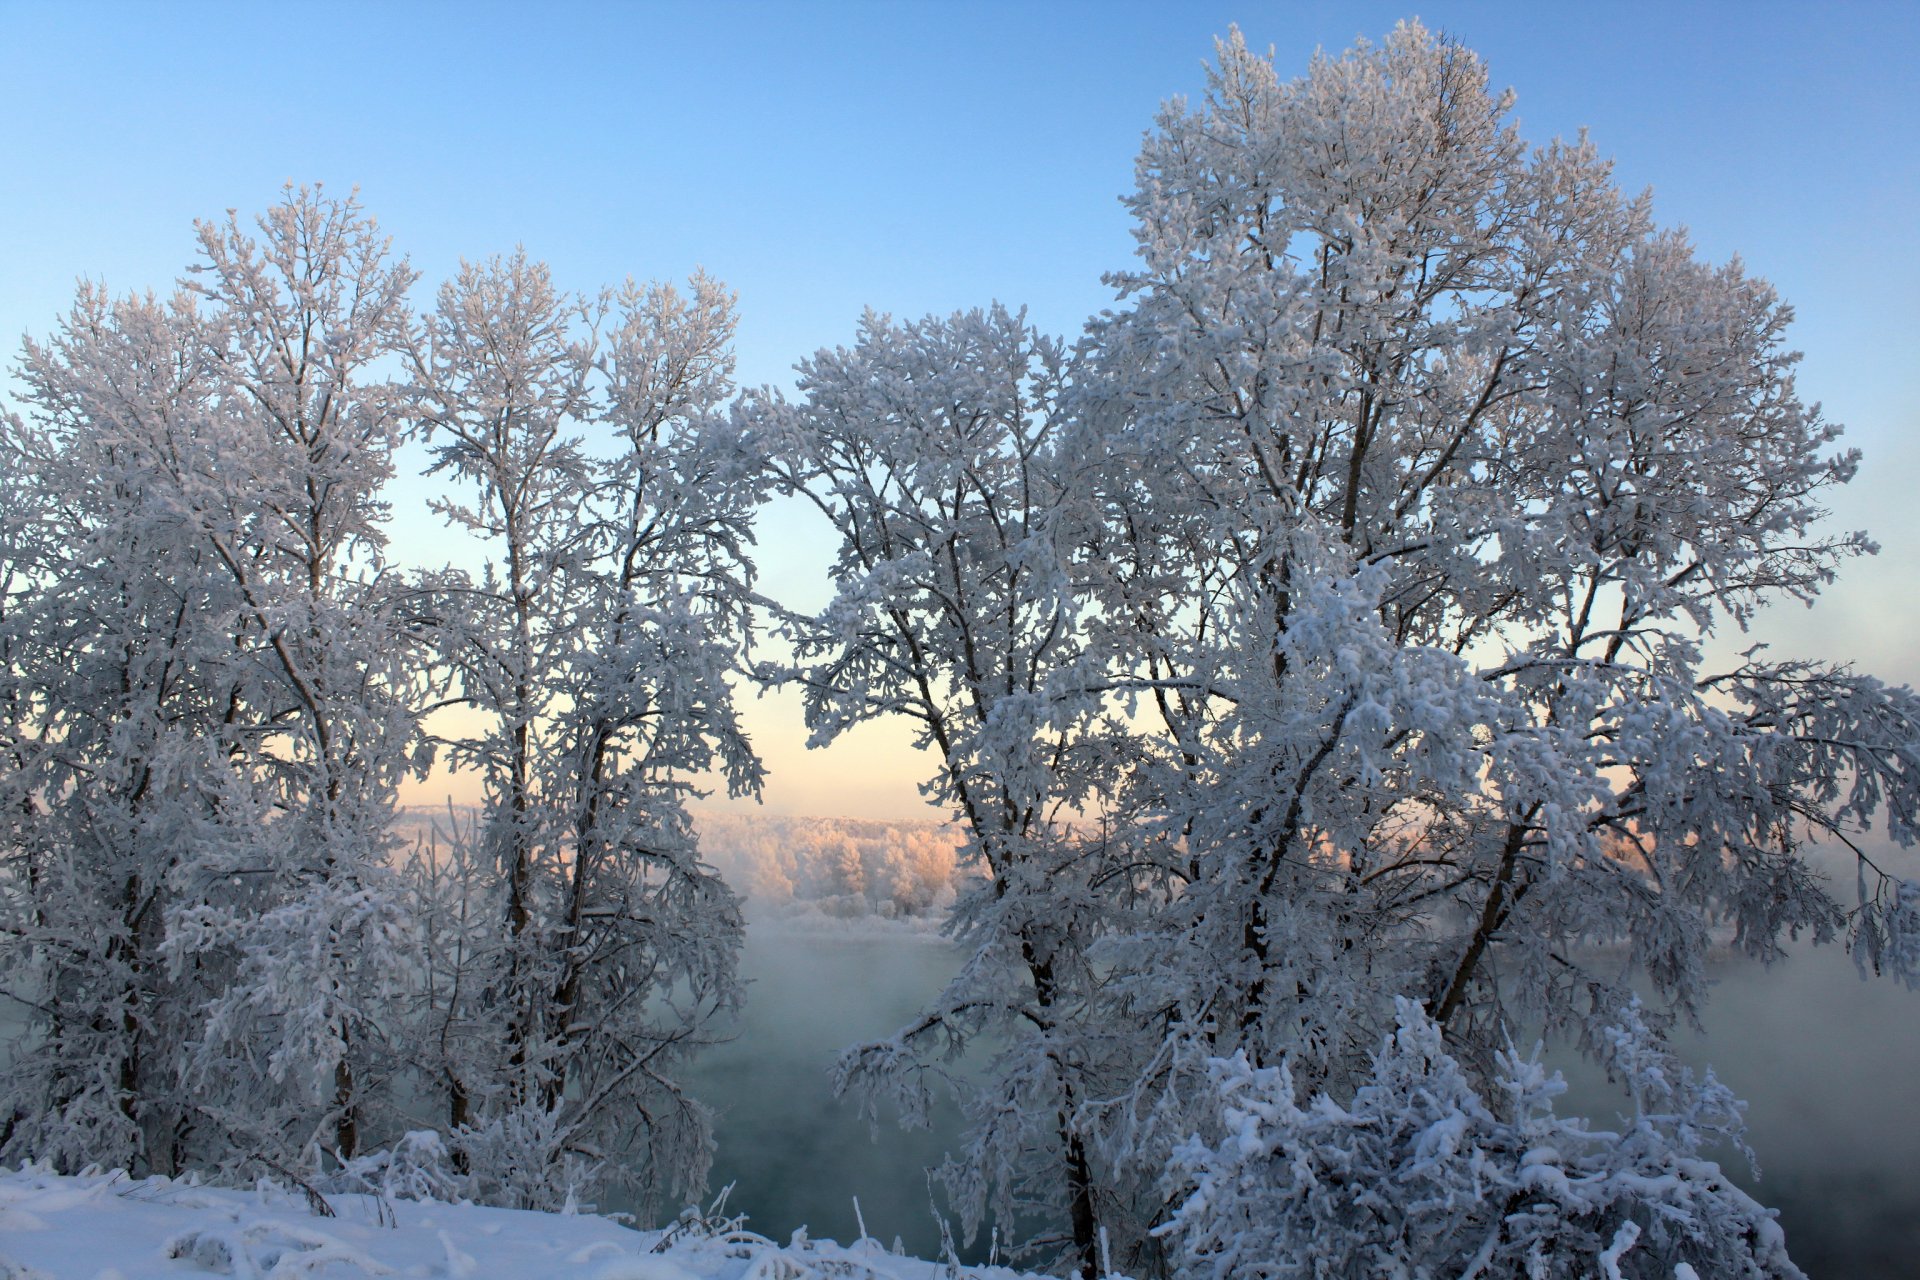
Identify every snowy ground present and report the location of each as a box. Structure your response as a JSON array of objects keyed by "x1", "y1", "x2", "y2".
[{"x1": 0, "y1": 1168, "x2": 1066, "y2": 1280}]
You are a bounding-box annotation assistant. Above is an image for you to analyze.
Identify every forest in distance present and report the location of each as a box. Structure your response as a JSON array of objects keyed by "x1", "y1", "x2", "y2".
[
  {"x1": 395, "y1": 808, "x2": 968, "y2": 923},
  {"x1": 5, "y1": 20, "x2": 1919, "y2": 1280}
]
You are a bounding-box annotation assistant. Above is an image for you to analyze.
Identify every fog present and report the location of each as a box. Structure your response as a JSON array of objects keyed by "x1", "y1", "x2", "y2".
[
  {"x1": 688, "y1": 920, "x2": 1920, "y2": 1275},
  {"x1": 681, "y1": 924, "x2": 978, "y2": 1258},
  {"x1": 15, "y1": 811, "x2": 1912, "y2": 1271},
  {"x1": 1556, "y1": 939, "x2": 1920, "y2": 1276}
]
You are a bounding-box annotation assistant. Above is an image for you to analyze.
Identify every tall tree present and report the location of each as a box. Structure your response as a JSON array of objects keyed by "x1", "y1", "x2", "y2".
[
  {"x1": 0, "y1": 287, "x2": 237, "y2": 1174},
  {"x1": 166, "y1": 187, "x2": 427, "y2": 1168},
  {"x1": 750, "y1": 305, "x2": 1132, "y2": 1271},
  {"x1": 409, "y1": 251, "x2": 597, "y2": 1149},
  {"x1": 410, "y1": 257, "x2": 758, "y2": 1214},
  {"x1": 1, "y1": 188, "x2": 432, "y2": 1176},
  {"x1": 1066, "y1": 23, "x2": 1920, "y2": 1270}
]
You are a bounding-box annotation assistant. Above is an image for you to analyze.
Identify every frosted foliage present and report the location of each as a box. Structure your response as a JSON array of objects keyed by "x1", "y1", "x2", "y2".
[
  {"x1": 748, "y1": 305, "x2": 1134, "y2": 1273},
  {"x1": 2, "y1": 21, "x2": 1916, "y2": 1277},
  {"x1": 697, "y1": 812, "x2": 964, "y2": 918},
  {"x1": 403, "y1": 254, "x2": 757, "y2": 1216},
  {"x1": 1058, "y1": 23, "x2": 1918, "y2": 1258},
  {"x1": 0, "y1": 196, "x2": 757, "y2": 1219},
  {"x1": 746, "y1": 21, "x2": 1918, "y2": 1276},
  {"x1": 1162, "y1": 1000, "x2": 1801, "y2": 1279},
  {"x1": 1, "y1": 188, "x2": 429, "y2": 1176},
  {"x1": 321, "y1": 1118, "x2": 595, "y2": 1212}
]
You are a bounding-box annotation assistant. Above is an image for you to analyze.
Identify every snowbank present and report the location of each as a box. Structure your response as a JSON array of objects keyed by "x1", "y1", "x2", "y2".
[{"x1": 0, "y1": 1167, "x2": 1059, "y2": 1280}]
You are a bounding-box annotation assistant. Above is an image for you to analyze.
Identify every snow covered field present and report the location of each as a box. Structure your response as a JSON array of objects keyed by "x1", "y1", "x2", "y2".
[{"x1": 0, "y1": 1167, "x2": 1064, "y2": 1280}]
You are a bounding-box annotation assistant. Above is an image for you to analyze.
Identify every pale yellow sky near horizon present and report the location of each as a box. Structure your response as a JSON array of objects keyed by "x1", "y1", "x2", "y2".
[{"x1": 393, "y1": 483, "x2": 951, "y2": 824}]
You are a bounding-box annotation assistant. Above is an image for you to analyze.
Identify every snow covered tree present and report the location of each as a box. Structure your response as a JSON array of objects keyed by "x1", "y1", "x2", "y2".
[
  {"x1": 748, "y1": 305, "x2": 1133, "y2": 1271},
  {"x1": 733, "y1": 22, "x2": 1918, "y2": 1273},
  {"x1": 0, "y1": 287, "x2": 238, "y2": 1174},
  {"x1": 1061, "y1": 21, "x2": 1920, "y2": 1268},
  {"x1": 1, "y1": 195, "x2": 755, "y2": 1213},
  {"x1": 160, "y1": 188, "x2": 430, "y2": 1170},
  {"x1": 407, "y1": 251, "x2": 598, "y2": 1153},
  {"x1": 408, "y1": 256, "x2": 758, "y2": 1214},
  {"x1": 0, "y1": 188, "x2": 435, "y2": 1179}
]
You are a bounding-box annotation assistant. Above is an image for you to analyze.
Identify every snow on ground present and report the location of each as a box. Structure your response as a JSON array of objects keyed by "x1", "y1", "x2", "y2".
[{"x1": 0, "y1": 1168, "x2": 1062, "y2": 1280}]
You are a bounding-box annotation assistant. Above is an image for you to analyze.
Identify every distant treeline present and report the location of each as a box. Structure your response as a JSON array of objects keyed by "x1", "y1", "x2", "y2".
[
  {"x1": 696, "y1": 812, "x2": 965, "y2": 919},
  {"x1": 397, "y1": 808, "x2": 966, "y2": 921}
]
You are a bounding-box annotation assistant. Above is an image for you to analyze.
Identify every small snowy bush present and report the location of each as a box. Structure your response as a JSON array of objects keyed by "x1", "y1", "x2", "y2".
[
  {"x1": 1160, "y1": 999, "x2": 1802, "y2": 1279},
  {"x1": 321, "y1": 1109, "x2": 596, "y2": 1212}
]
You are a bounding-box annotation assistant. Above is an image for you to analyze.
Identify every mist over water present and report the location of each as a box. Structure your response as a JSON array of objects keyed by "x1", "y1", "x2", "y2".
[
  {"x1": 683, "y1": 923, "x2": 979, "y2": 1259},
  {"x1": 689, "y1": 921, "x2": 1920, "y2": 1276},
  {"x1": 1555, "y1": 939, "x2": 1920, "y2": 1277},
  {"x1": 1, "y1": 887, "x2": 1909, "y2": 1272}
]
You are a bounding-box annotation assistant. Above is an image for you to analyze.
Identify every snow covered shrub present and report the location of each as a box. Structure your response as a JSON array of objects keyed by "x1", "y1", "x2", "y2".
[
  {"x1": 321, "y1": 1112, "x2": 596, "y2": 1213},
  {"x1": 1160, "y1": 999, "x2": 1802, "y2": 1279},
  {"x1": 443, "y1": 1106, "x2": 599, "y2": 1212},
  {"x1": 322, "y1": 1129, "x2": 466, "y2": 1204}
]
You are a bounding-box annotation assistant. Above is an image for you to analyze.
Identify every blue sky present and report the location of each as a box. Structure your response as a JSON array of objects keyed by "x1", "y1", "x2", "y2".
[{"x1": 4, "y1": 2, "x2": 1917, "y2": 818}]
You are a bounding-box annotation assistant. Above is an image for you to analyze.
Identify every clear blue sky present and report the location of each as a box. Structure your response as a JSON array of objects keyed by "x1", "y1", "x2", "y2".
[{"x1": 4, "y1": 1, "x2": 1917, "y2": 818}]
